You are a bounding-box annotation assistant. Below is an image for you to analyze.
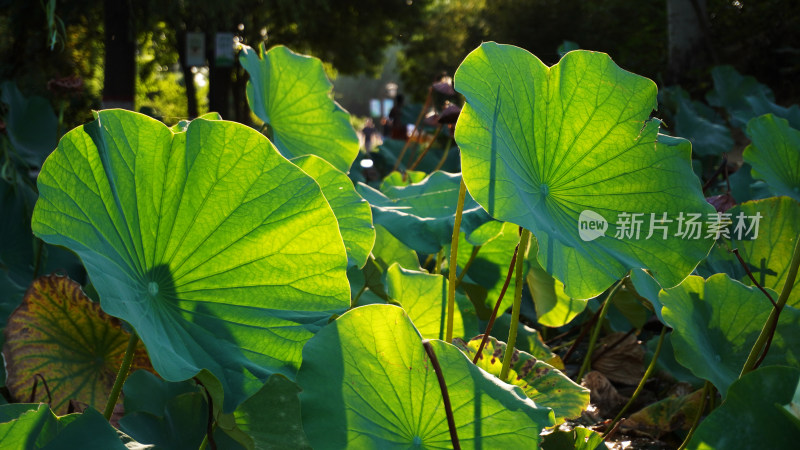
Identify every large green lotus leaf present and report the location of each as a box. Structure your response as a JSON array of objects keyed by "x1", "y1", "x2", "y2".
[
  {"x1": 297, "y1": 304, "x2": 554, "y2": 449},
  {"x1": 239, "y1": 43, "x2": 359, "y2": 173},
  {"x1": 2, "y1": 274, "x2": 152, "y2": 414},
  {"x1": 672, "y1": 89, "x2": 734, "y2": 157},
  {"x1": 465, "y1": 220, "x2": 504, "y2": 246},
  {"x1": 372, "y1": 224, "x2": 421, "y2": 271},
  {"x1": 31, "y1": 110, "x2": 350, "y2": 411},
  {"x1": 729, "y1": 162, "x2": 774, "y2": 204},
  {"x1": 0, "y1": 178, "x2": 36, "y2": 285},
  {"x1": 706, "y1": 65, "x2": 800, "y2": 129},
  {"x1": 526, "y1": 237, "x2": 590, "y2": 327},
  {"x1": 0, "y1": 404, "x2": 128, "y2": 449},
  {"x1": 384, "y1": 263, "x2": 478, "y2": 340},
  {"x1": 453, "y1": 221, "x2": 528, "y2": 313},
  {"x1": 119, "y1": 370, "x2": 208, "y2": 449},
  {"x1": 233, "y1": 374, "x2": 312, "y2": 449},
  {"x1": 357, "y1": 171, "x2": 492, "y2": 254},
  {"x1": 688, "y1": 366, "x2": 800, "y2": 449},
  {"x1": 743, "y1": 114, "x2": 800, "y2": 201},
  {"x1": 719, "y1": 197, "x2": 800, "y2": 307},
  {"x1": 454, "y1": 42, "x2": 714, "y2": 299},
  {"x1": 454, "y1": 336, "x2": 589, "y2": 425},
  {"x1": 171, "y1": 111, "x2": 222, "y2": 133},
  {"x1": 380, "y1": 170, "x2": 428, "y2": 190},
  {"x1": 0, "y1": 81, "x2": 58, "y2": 167},
  {"x1": 292, "y1": 155, "x2": 375, "y2": 269},
  {"x1": 659, "y1": 274, "x2": 800, "y2": 397},
  {"x1": 629, "y1": 269, "x2": 666, "y2": 323}
]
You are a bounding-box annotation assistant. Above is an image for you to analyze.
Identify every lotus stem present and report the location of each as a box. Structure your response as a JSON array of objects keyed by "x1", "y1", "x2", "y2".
[
  {"x1": 576, "y1": 276, "x2": 626, "y2": 382},
  {"x1": 407, "y1": 124, "x2": 443, "y2": 171},
  {"x1": 603, "y1": 325, "x2": 667, "y2": 437},
  {"x1": 677, "y1": 381, "x2": 712, "y2": 450},
  {"x1": 499, "y1": 228, "x2": 531, "y2": 381},
  {"x1": 445, "y1": 178, "x2": 467, "y2": 342},
  {"x1": 454, "y1": 245, "x2": 481, "y2": 288},
  {"x1": 422, "y1": 340, "x2": 460, "y2": 450},
  {"x1": 473, "y1": 232, "x2": 520, "y2": 364},
  {"x1": 740, "y1": 233, "x2": 800, "y2": 376},
  {"x1": 103, "y1": 332, "x2": 139, "y2": 420},
  {"x1": 433, "y1": 138, "x2": 453, "y2": 173}
]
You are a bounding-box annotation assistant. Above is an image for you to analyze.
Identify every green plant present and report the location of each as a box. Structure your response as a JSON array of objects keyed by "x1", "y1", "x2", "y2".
[{"x1": 1, "y1": 40, "x2": 799, "y2": 449}]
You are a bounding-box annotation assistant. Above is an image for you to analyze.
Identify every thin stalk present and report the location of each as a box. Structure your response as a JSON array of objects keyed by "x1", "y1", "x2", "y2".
[
  {"x1": 472, "y1": 233, "x2": 520, "y2": 364},
  {"x1": 732, "y1": 248, "x2": 776, "y2": 307},
  {"x1": 740, "y1": 234, "x2": 800, "y2": 376},
  {"x1": 562, "y1": 308, "x2": 603, "y2": 363},
  {"x1": 603, "y1": 326, "x2": 667, "y2": 437},
  {"x1": 454, "y1": 245, "x2": 481, "y2": 288},
  {"x1": 702, "y1": 154, "x2": 729, "y2": 193},
  {"x1": 351, "y1": 285, "x2": 367, "y2": 308},
  {"x1": 392, "y1": 88, "x2": 432, "y2": 172},
  {"x1": 576, "y1": 277, "x2": 626, "y2": 382},
  {"x1": 195, "y1": 377, "x2": 218, "y2": 450},
  {"x1": 499, "y1": 228, "x2": 531, "y2": 381},
  {"x1": 434, "y1": 248, "x2": 444, "y2": 275},
  {"x1": 445, "y1": 178, "x2": 468, "y2": 342},
  {"x1": 677, "y1": 381, "x2": 711, "y2": 450},
  {"x1": 422, "y1": 340, "x2": 461, "y2": 450},
  {"x1": 423, "y1": 254, "x2": 434, "y2": 271},
  {"x1": 32, "y1": 238, "x2": 45, "y2": 278},
  {"x1": 407, "y1": 124, "x2": 443, "y2": 171},
  {"x1": 433, "y1": 137, "x2": 453, "y2": 172},
  {"x1": 103, "y1": 333, "x2": 139, "y2": 420}
]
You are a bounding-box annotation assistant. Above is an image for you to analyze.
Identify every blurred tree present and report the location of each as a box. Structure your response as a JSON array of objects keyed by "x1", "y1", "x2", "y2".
[
  {"x1": 396, "y1": 0, "x2": 798, "y2": 105},
  {"x1": 397, "y1": 0, "x2": 666, "y2": 102},
  {"x1": 103, "y1": 0, "x2": 135, "y2": 110}
]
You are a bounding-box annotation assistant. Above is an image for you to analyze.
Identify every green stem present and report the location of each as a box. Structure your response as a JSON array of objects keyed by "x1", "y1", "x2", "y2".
[
  {"x1": 351, "y1": 285, "x2": 367, "y2": 309},
  {"x1": 740, "y1": 234, "x2": 800, "y2": 376},
  {"x1": 433, "y1": 138, "x2": 453, "y2": 172},
  {"x1": 445, "y1": 178, "x2": 468, "y2": 342},
  {"x1": 678, "y1": 381, "x2": 711, "y2": 450},
  {"x1": 472, "y1": 233, "x2": 520, "y2": 364},
  {"x1": 499, "y1": 228, "x2": 531, "y2": 381},
  {"x1": 103, "y1": 333, "x2": 139, "y2": 420},
  {"x1": 576, "y1": 276, "x2": 626, "y2": 382},
  {"x1": 434, "y1": 248, "x2": 444, "y2": 275},
  {"x1": 407, "y1": 124, "x2": 442, "y2": 171},
  {"x1": 454, "y1": 245, "x2": 481, "y2": 288},
  {"x1": 603, "y1": 326, "x2": 667, "y2": 437}
]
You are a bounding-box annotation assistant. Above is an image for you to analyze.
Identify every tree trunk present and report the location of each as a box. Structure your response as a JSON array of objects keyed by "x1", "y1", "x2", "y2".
[
  {"x1": 102, "y1": 0, "x2": 135, "y2": 110},
  {"x1": 176, "y1": 28, "x2": 199, "y2": 118},
  {"x1": 207, "y1": 32, "x2": 233, "y2": 119},
  {"x1": 666, "y1": 0, "x2": 712, "y2": 84}
]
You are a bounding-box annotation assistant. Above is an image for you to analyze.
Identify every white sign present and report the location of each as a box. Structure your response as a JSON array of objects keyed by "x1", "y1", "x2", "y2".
[{"x1": 215, "y1": 32, "x2": 235, "y2": 67}]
